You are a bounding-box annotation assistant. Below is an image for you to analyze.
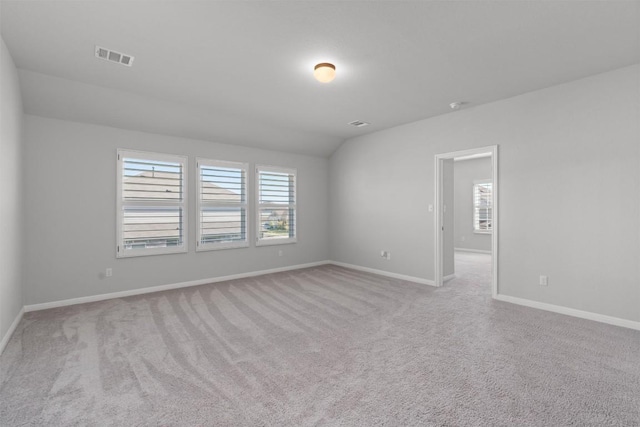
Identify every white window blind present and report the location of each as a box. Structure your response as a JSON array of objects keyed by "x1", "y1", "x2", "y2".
[
  {"x1": 473, "y1": 181, "x2": 492, "y2": 233},
  {"x1": 256, "y1": 166, "x2": 297, "y2": 245},
  {"x1": 116, "y1": 150, "x2": 187, "y2": 257},
  {"x1": 196, "y1": 159, "x2": 248, "y2": 250}
]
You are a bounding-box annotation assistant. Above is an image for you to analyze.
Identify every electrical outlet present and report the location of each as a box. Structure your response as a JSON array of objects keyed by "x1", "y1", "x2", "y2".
[
  {"x1": 539, "y1": 275, "x2": 548, "y2": 286},
  {"x1": 278, "y1": 250, "x2": 283, "y2": 257},
  {"x1": 380, "y1": 251, "x2": 391, "y2": 260},
  {"x1": 106, "y1": 268, "x2": 113, "y2": 278},
  {"x1": 386, "y1": 252, "x2": 391, "y2": 260}
]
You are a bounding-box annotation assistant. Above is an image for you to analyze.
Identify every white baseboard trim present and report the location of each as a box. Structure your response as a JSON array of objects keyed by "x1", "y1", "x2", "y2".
[
  {"x1": 329, "y1": 261, "x2": 436, "y2": 287},
  {"x1": 24, "y1": 261, "x2": 331, "y2": 313},
  {"x1": 443, "y1": 274, "x2": 456, "y2": 282},
  {"x1": 494, "y1": 294, "x2": 640, "y2": 331},
  {"x1": 454, "y1": 247, "x2": 492, "y2": 254},
  {"x1": 1, "y1": 307, "x2": 25, "y2": 356}
]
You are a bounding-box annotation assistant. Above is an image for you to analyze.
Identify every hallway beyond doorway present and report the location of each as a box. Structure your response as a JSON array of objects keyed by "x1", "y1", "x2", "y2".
[{"x1": 449, "y1": 250, "x2": 492, "y2": 295}]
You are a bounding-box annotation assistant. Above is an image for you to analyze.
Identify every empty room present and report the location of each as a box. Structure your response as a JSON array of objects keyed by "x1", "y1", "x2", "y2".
[{"x1": 1, "y1": 1, "x2": 639, "y2": 425}]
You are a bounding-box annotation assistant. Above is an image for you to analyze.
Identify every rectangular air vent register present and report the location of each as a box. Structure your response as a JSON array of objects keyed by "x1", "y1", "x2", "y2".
[{"x1": 95, "y1": 46, "x2": 134, "y2": 67}]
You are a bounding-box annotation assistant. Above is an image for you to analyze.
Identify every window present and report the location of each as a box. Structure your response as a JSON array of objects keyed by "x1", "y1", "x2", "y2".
[
  {"x1": 117, "y1": 150, "x2": 187, "y2": 257},
  {"x1": 196, "y1": 159, "x2": 248, "y2": 251},
  {"x1": 256, "y1": 165, "x2": 296, "y2": 245},
  {"x1": 473, "y1": 180, "x2": 492, "y2": 233}
]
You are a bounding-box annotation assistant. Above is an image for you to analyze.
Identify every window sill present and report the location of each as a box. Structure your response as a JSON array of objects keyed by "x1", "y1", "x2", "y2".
[
  {"x1": 474, "y1": 230, "x2": 492, "y2": 235},
  {"x1": 196, "y1": 242, "x2": 249, "y2": 252},
  {"x1": 256, "y1": 237, "x2": 297, "y2": 247},
  {"x1": 116, "y1": 246, "x2": 188, "y2": 258}
]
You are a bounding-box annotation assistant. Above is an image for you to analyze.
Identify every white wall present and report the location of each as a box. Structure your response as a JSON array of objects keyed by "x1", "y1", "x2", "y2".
[
  {"x1": 0, "y1": 38, "x2": 24, "y2": 340},
  {"x1": 454, "y1": 158, "x2": 492, "y2": 252},
  {"x1": 23, "y1": 116, "x2": 330, "y2": 305},
  {"x1": 443, "y1": 159, "x2": 455, "y2": 276},
  {"x1": 329, "y1": 64, "x2": 640, "y2": 322}
]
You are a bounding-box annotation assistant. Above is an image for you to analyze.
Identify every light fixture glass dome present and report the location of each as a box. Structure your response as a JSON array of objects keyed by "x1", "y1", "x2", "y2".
[{"x1": 314, "y1": 63, "x2": 336, "y2": 83}]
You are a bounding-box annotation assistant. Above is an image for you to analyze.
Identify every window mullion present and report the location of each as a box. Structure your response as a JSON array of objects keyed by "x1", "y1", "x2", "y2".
[
  {"x1": 122, "y1": 199, "x2": 184, "y2": 208},
  {"x1": 201, "y1": 201, "x2": 247, "y2": 209}
]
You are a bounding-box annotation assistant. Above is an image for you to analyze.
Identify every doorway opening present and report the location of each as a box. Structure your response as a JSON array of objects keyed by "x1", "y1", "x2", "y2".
[{"x1": 434, "y1": 145, "x2": 498, "y2": 297}]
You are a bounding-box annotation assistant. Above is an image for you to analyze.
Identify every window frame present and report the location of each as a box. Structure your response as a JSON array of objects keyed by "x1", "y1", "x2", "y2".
[
  {"x1": 116, "y1": 149, "x2": 188, "y2": 258},
  {"x1": 473, "y1": 179, "x2": 492, "y2": 234},
  {"x1": 255, "y1": 165, "x2": 297, "y2": 246},
  {"x1": 196, "y1": 158, "x2": 249, "y2": 251}
]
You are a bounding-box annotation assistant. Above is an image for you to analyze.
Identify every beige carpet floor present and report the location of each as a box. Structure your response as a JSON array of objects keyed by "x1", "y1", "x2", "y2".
[{"x1": 1, "y1": 253, "x2": 639, "y2": 426}]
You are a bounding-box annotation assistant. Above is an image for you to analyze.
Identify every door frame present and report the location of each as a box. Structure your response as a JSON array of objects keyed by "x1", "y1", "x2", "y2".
[{"x1": 434, "y1": 145, "x2": 499, "y2": 297}]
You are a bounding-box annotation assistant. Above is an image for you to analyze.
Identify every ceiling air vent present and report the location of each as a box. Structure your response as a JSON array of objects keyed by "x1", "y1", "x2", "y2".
[
  {"x1": 348, "y1": 120, "x2": 370, "y2": 128},
  {"x1": 95, "y1": 45, "x2": 134, "y2": 67}
]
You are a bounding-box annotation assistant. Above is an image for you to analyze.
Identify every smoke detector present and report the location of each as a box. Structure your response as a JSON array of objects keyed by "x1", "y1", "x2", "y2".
[
  {"x1": 95, "y1": 46, "x2": 134, "y2": 67},
  {"x1": 449, "y1": 102, "x2": 464, "y2": 110},
  {"x1": 348, "y1": 120, "x2": 370, "y2": 128}
]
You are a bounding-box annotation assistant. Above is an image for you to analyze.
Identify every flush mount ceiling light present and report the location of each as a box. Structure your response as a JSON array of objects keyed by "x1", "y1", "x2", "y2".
[{"x1": 314, "y1": 63, "x2": 336, "y2": 83}]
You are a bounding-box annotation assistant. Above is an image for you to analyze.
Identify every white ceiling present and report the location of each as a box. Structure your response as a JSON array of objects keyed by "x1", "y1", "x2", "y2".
[{"x1": 2, "y1": 1, "x2": 639, "y2": 157}]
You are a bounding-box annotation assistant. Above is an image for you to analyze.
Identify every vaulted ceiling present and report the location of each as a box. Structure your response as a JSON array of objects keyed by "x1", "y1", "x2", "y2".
[{"x1": 2, "y1": 1, "x2": 639, "y2": 157}]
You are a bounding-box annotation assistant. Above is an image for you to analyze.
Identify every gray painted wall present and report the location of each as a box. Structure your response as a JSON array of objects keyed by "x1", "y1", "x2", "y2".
[
  {"x1": 329, "y1": 64, "x2": 640, "y2": 322},
  {"x1": 23, "y1": 115, "x2": 330, "y2": 305},
  {"x1": 454, "y1": 158, "x2": 492, "y2": 252},
  {"x1": 0, "y1": 38, "x2": 24, "y2": 340}
]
